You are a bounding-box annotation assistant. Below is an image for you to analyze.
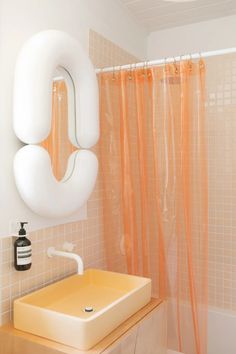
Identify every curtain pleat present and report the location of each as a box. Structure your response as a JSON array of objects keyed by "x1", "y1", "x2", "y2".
[{"x1": 99, "y1": 60, "x2": 208, "y2": 354}]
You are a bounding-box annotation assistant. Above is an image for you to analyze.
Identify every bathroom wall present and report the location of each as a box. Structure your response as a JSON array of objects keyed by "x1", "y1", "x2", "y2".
[
  {"x1": 0, "y1": 26, "x2": 139, "y2": 325},
  {"x1": 147, "y1": 19, "x2": 236, "y2": 313},
  {"x1": 147, "y1": 14, "x2": 236, "y2": 60},
  {"x1": 0, "y1": 0, "x2": 147, "y2": 237},
  {"x1": 206, "y1": 53, "x2": 236, "y2": 311}
]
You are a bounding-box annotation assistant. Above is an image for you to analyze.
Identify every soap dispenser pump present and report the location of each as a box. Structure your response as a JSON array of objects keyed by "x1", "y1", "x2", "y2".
[{"x1": 14, "y1": 222, "x2": 32, "y2": 271}]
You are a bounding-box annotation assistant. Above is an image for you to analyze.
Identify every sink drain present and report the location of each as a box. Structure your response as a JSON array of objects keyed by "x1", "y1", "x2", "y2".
[{"x1": 84, "y1": 306, "x2": 94, "y2": 313}]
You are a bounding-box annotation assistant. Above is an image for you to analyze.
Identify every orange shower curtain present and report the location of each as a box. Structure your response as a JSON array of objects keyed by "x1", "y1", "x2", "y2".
[{"x1": 99, "y1": 60, "x2": 208, "y2": 354}]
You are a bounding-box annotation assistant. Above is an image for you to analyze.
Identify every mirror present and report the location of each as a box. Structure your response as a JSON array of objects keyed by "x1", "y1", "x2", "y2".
[{"x1": 40, "y1": 67, "x2": 77, "y2": 181}]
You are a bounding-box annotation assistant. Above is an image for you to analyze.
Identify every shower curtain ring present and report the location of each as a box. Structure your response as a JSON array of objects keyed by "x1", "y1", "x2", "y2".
[
  {"x1": 164, "y1": 57, "x2": 169, "y2": 72},
  {"x1": 190, "y1": 53, "x2": 194, "y2": 62},
  {"x1": 198, "y1": 52, "x2": 205, "y2": 69},
  {"x1": 146, "y1": 60, "x2": 151, "y2": 77},
  {"x1": 128, "y1": 63, "x2": 132, "y2": 80},
  {"x1": 173, "y1": 56, "x2": 178, "y2": 74},
  {"x1": 142, "y1": 61, "x2": 147, "y2": 76},
  {"x1": 188, "y1": 53, "x2": 193, "y2": 72},
  {"x1": 145, "y1": 60, "x2": 148, "y2": 76},
  {"x1": 112, "y1": 66, "x2": 115, "y2": 81}
]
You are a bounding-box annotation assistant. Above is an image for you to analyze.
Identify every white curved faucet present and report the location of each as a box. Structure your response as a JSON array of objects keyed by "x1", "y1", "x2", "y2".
[{"x1": 47, "y1": 246, "x2": 84, "y2": 275}]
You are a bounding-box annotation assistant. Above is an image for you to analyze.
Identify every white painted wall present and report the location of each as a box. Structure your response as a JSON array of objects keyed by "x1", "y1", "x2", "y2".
[
  {"x1": 0, "y1": 0, "x2": 147, "y2": 237},
  {"x1": 147, "y1": 15, "x2": 236, "y2": 60}
]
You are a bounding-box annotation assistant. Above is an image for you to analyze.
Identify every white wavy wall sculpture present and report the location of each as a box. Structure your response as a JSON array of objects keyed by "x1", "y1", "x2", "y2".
[{"x1": 13, "y1": 30, "x2": 99, "y2": 218}]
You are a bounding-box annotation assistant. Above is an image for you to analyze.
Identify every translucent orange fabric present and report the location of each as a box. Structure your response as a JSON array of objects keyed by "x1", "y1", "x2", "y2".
[
  {"x1": 99, "y1": 60, "x2": 208, "y2": 354},
  {"x1": 41, "y1": 80, "x2": 76, "y2": 180}
]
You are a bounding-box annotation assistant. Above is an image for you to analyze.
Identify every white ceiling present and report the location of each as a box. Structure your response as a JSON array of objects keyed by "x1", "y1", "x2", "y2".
[{"x1": 119, "y1": 0, "x2": 236, "y2": 32}]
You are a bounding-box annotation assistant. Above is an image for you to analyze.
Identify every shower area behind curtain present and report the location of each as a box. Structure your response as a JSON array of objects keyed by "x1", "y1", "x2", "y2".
[{"x1": 99, "y1": 61, "x2": 208, "y2": 354}]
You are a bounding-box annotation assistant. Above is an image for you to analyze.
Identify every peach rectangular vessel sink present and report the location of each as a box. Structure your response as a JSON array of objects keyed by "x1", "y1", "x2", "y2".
[{"x1": 14, "y1": 269, "x2": 151, "y2": 350}]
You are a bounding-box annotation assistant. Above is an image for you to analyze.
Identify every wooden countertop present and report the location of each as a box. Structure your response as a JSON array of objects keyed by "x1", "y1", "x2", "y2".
[{"x1": 0, "y1": 298, "x2": 162, "y2": 354}]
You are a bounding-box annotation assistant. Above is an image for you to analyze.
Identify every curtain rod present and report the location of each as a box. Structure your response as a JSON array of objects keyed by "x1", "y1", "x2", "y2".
[{"x1": 95, "y1": 47, "x2": 236, "y2": 73}]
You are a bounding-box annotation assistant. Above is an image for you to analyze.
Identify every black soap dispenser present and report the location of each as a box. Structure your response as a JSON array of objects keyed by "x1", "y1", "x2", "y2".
[{"x1": 14, "y1": 222, "x2": 32, "y2": 271}]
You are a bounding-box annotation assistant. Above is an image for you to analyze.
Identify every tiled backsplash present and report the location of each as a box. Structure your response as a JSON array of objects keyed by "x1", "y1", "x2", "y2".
[
  {"x1": 0, "y1": 189, "x2": 105, "y2": 325},
  {"x1": 0, "y1": 30, "x2": 138, "y2": 325}
]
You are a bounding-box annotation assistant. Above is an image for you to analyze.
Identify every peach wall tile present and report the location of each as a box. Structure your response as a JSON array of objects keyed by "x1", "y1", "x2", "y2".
[{"x1": 206, "y1": 53, "x2": 236, "y2": 311}]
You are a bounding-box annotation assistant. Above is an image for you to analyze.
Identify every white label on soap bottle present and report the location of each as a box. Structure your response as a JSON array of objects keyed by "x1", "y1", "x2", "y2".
[{"x1": 17, "y1": 245, "x2": 32, "y2": 265}]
